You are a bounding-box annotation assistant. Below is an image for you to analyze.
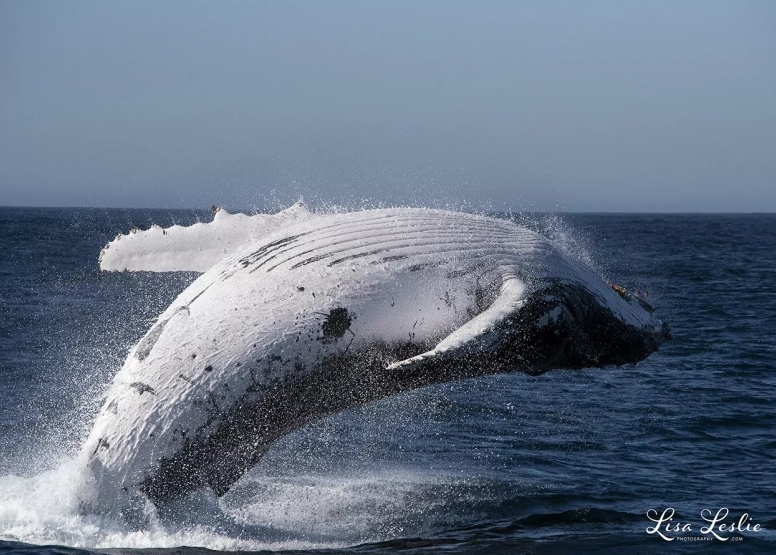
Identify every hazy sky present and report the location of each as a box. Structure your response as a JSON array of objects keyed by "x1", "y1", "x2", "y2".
[{"x1": 1, "y1": 1, "x2": 774, "y2": 212}]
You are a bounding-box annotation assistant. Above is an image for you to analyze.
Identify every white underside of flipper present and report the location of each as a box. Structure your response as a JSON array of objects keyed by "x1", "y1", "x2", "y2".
[{"x1": 99, "y1": 202, "x2": 315, "y2": 273}]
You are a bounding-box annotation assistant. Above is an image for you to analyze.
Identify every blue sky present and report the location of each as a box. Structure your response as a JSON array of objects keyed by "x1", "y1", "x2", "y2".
[{"x1": 1, "y1": 1, "x2": 774, "y2": 211}]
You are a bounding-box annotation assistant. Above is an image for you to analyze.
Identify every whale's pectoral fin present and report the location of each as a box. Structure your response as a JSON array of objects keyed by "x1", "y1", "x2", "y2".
[
  {"x1": 99, "y1": 201, "x2": 314, "y2": 273},
  {"x1": 387, "y1": 268, "x2": 527, "y2": 377}
]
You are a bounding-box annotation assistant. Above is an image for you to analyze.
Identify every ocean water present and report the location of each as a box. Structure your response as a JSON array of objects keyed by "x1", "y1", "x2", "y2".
[{"x1": 0, "y1": 208, "x2": 774, "y2": 554}]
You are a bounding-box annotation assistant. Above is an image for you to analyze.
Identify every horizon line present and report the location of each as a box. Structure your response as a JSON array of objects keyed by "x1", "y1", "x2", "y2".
[{"x1": 0, "y1": 204, "x2": 775, "y2": 216}]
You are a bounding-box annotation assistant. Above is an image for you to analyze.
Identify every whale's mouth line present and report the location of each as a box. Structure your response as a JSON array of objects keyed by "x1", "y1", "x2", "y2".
[{"x1": 137, "y1": 280, "x2": 667, "y2": 505}]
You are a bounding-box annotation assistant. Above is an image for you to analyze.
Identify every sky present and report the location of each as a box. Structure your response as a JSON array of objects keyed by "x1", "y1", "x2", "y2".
[{"x1": 1, "y1": 0, "x2": 774, "y2": 212}]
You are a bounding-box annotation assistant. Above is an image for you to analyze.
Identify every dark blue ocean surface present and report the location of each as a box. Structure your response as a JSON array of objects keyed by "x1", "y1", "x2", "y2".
[{"x1": 0, "y1": 208, "x2": 774, "y2": 554}]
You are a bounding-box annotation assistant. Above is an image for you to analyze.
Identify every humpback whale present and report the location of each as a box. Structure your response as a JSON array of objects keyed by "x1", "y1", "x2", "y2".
[{"x1": 80, "y1": 207, "x2": 669, "y2": 513}]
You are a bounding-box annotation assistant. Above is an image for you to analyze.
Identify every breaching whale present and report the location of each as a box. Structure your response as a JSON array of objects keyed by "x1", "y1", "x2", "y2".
[{"x1": 80, "y1": 207, "x2": 669, "y2": 513}]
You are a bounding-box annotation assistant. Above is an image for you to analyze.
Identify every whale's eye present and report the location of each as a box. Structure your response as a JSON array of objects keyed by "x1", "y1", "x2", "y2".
[{"x1": 321, "y1": 307, "x2": 352, "y2": 342}]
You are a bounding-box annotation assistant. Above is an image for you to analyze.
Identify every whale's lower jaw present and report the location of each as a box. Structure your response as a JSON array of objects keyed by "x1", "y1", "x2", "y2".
[{"x1": 137, "y1": 281, "x2": 668, "y2": 505}]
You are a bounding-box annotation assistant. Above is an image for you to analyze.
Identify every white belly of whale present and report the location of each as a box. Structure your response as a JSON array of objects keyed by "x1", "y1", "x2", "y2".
[{"x1": 80, "y1": 208, "x2": 667, "y2": 512}]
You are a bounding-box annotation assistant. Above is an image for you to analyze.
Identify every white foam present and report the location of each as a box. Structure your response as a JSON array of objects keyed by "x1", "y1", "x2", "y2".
[{"x1": 0, "y1": 457, "x2": 468, "y2": 550}]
